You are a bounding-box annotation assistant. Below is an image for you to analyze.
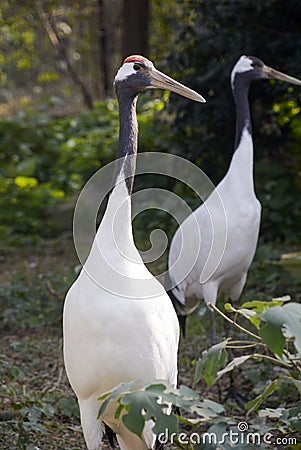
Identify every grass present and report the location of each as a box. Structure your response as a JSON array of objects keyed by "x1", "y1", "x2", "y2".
[
  {"x1": 0, "y1": 237, "x2": 114, "y2": 449},
  {"x1": 0, "y1": 236, "x2": 300, "y2": 449}
]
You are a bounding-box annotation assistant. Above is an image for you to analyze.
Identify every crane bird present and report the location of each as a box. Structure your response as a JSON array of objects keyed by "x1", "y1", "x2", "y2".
[
  {"x1": 166, "y1": 55, "x2": 301, "y2": 341},
  {"x1": 63, "y1": 55, "x2": 206, "y2": 450}
]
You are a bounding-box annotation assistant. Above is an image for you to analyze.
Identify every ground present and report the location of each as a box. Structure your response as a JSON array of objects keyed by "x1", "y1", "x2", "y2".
[{"x1": 0, "y1": 236, "x2": 300, "y2": 449}]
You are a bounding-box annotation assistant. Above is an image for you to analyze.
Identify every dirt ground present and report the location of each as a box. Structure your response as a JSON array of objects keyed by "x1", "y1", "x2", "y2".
[{"x1": 0, "y1": 237, "x2": 111, "y2": 449}]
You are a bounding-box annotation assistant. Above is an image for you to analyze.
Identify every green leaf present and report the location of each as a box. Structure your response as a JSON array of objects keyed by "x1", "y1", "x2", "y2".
[
  {"x1": 162, "y1": 385, "x2": 224, "y2": 420},
  {"x1": 120, "y1": 387, "x2": 177, "y2": 438},
  {"x1": 97, "y1": 380, "x2": 139, "y2": 419},
  {"x1": 285, "y1": 378, "x2": 301, "y2": 396},
  {"x1": 242, "y1": 296, "x2": 290, "y2": 312},
  {"x1": 98, "y1": 381, "x2": 224, "y2": 441},
  {"x1": 194, "y1": 340, "x2": 227, "y2": 386},
  {"x1": 216, "y1": 355, "x2": 252, "y2": 380},
  {"x1": 247, "y1": 378, "x2": 281, "y2": 414},
  {"x1": 23, "y1": 421, "x2": 47, "y2": 434},
  {"x1": 188, "y1": 399, "x2": 224, "y2": 422},
  {"x1": 280, "y1": 303, "x2": 301, "y2": 355},
  {"x1": 241, "y1": 297, "x2": 291, "y2": 329},
  {"x1": 259, "y1": 320, "x2": 285, "y2": 356},
  {"x1": 121, "y1": 394, "x2": 146, "y2": 439},
  {"x1": 224, "y1": 302, "x2": 260, "y2": 328},
  {"x1": 178, "y1": 384, "x2": 199, "y2": 400},
  {"x1": 14, "y1": 175, "x2": 38, "y2": 189},
  {"x1": 259, "y1": 302, "x2": 301, "y2": 356},
  {"x1": 58, "y1": 397, "x2": 79, "y2": 419},
  {"x1": 258, "y1": 407, "x2": 285, "y2": 418},
  {"x1": 282, "y1": 402, "x2": 301, "y2": 432},
  {"x1": 224, "y1": 302, "x2": 236, "y2": 312}
]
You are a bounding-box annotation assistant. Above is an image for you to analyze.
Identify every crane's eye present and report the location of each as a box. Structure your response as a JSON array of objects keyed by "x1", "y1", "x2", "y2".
[
  {"x1": 251, "y1": 62, "x2": 261, "y2": 69},
  {"x1": 133, "y1": 63, "x2": 141, "y2": 71}
]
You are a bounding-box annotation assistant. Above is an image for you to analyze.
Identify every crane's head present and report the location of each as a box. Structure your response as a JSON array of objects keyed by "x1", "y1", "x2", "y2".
[
  {"x1": 231, "y1": 55, "x2": 301, "y2": 88},
  {"x1": 114, "y1": 55, "x2": 206, "y2": 102}
]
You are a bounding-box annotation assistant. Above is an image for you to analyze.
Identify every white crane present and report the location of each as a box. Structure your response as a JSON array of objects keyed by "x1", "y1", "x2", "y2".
[
  {"x1": 63, "y1": 55, "x2": 206, "y2": 450},
  {"x1": 166, "y1": 55, "x2": 301, "y2": 341}
]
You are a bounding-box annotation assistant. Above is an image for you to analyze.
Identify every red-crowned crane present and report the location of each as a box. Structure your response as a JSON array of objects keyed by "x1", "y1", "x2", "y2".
[
  {"x1": 166, "y1": 55, "x2": 301, "y2": 341},
  {"x1": 63, "y1": 55, "x2": 206, "y2": 450}
]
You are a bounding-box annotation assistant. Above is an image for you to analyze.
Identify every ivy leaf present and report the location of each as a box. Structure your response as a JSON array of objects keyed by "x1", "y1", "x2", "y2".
[
  {"x1": 225, "y1": 296, "x2": 290, "y2": 330},
  {"x1": 247, "y1": 378, "x2": 281, "y2": 414},
  {"x1": 283, "y1": 377, "x2": 301, "y2": 396},
  {"x1": 163, "y1": 386, "x2": 224, "y2": 423},
  {"x1": 281, "y1": 402, "x2": 301, "y2": 432},
  {"x1": 280, "y1": 302, "x2": 301, "y2": 355},
  {"x1": 120, "y1": 384, "x2": 178, "y2": 438},
  {"x1": 259, "y1": 302, "x2": 301, "y2": 356},
  {"x1": 258, "y1": 407, "x2": 285, "y2": 418},
  {"x1": 216, "y1": 355, "x2": 252, "y2": 380},
  {"x1": 242, "y1": 296, "x2": 290, "y2": 314},
  {"x1": 97, "y1": 380, "x2": 139, "y2": 419},
  {"x1": 194, "y1": 340, "x2": 227, "y2": 386},
  {"x1": 188, "y1": 398, "x2": 224, "y2": 423},
  {"x1": 98, "y1": 381, "x2": 224, "y2": 440},
  {"x1": 260, "y1": 320, "x2": 285, "y2": 357},
  {"x1": 225, "y1": 302, "x2": 260, "y2": 328}
]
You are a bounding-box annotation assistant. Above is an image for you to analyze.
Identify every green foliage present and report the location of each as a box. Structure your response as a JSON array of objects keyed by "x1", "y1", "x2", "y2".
[
  {"x1": 1, "y1": 0, "x2": 301, "y2": 245},
  {"x1": 194, "y1": 341, "x2": 227, "y2": 387},
  {"x1": 97, "y1": 299, "x2": 301, "y2": 448},
  {"x1": 150, "y1": 0, "x2": 301, "y2": 244},
  {"x1": 0, "y1": 98, "x2": 167, "y2": 246},
  {"x1": 256, "y1": 161, "x2": 301, "y2": 244},
  {"x1": 0, "y1": 336, "x2": 81, "y2": 450},
  {"x1": 0, "y1": 0, "x2": 107, "y2": 111},
  {"x1": 194, "y1": 300, "x2": 301, "y2": 445},
  {"x1": 0, "y1": 271, "x2": 72, "y2": 330},
  {"x1": 98, "y1": 382, "x2": 224, "y2": 443}
]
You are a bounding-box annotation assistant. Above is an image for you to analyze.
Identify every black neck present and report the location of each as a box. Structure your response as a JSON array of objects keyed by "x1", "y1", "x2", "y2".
[
  {"x1": 232, "y1": 75, "x2": 252, "y2": 148},
  {"x1": 113, "y1": 86, "x2": 139, "y2": 194}
]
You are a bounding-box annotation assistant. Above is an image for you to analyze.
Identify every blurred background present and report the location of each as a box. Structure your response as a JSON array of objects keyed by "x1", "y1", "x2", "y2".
[{"x1": 0, "y1": 0, "x2": 301, "y2": 248}]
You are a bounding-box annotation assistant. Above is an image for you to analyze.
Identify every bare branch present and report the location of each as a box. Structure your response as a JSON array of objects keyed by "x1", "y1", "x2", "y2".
[{"x1": 36, "y1": 0, "x2": 94, "y2": 109}]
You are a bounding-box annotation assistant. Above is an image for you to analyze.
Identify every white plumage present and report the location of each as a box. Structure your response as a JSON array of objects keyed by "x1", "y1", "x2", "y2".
[
  {"x1": 168, "y1": 128, "x2": 260, "y2": 308},
  {"x1": 167, "y1": 55, "x2": 301, "y2": 337},
  {"x1": 63, "y1": 55, "x2": 205, "y2": 450}
]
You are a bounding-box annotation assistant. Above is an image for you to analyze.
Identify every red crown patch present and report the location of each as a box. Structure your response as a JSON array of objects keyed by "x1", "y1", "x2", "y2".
[{"x1": 123, "y1": 55, "x2": 146, "y2": 64}]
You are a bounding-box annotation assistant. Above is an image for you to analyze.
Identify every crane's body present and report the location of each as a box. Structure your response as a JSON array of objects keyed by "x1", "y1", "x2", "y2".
[
  {"x1": 64, "y1": 184, "x2": 179, "y2": 449},
  {"x1": 167, "y1": 56, "x2": 301, "y2": 335},
  {"x1": 169, "y1": 130, "x2": 261, "y2": 313},
  {"x1": 64, "y1": 181, "x2": 178, "y2": 449},
  {"x1": 63, "y1": 55, "x2": 205, "y2": 450}
]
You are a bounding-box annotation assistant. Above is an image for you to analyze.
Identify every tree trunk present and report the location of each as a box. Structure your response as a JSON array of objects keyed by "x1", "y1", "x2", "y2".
[
  {"x1": 122, "y1": 0, "x2": 149, "y2": 58},
  {"x1": 97, "y1": 0, "x2": 110, "y2": 97}
]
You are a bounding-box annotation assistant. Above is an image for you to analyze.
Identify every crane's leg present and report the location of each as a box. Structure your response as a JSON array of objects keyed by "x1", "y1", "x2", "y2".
[
  {"x1": 117, "y1": 424, "x2": 151, "y2": 450},
  {"x1": 209, "y1": 305, "x2": 222, "y2": 402},
  {"x1": 78, "y1": 397, "x2": 103, "y2": 450},
  {"x1": 223, "y1": 299, "x2": 246, "y2": 408},
  {"x1": 210, "y1": 308, "x2": 217, "y2": 345}
]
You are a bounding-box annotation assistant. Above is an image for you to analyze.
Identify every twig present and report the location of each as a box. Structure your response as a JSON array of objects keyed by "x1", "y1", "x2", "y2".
[
  {"x1": 35, "y1": 0, "x2": 93, "y2": 108},
  {"x1": 226, "y1": 343, "x2": 259, "y2": 349},
  {"x1": 208, "y1": 302, "x2": 261, "y2": 341},
  {"x1": 226, "y1": 339, "x2": 265, "y2": 346},
  {"x1": 251, "y1": 353, "x2": 292, "y2": 370},
  {"x1": 42, "y1": 367, "x2": 63, "y2": 394},
  {"x1": 283, "y1": 349, "x2": 301, "y2": 373},
  {"x1": 45, "y1": 279, "x2": 60, "y2": 299}
]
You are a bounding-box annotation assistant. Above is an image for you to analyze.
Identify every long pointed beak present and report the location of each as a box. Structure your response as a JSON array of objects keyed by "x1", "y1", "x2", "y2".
[
  {"x1": 262, "y1": 65, "x2": 301, "y2": 86},
  {"x1": 149, "y1": 68, "x2": 206, "y2": 103}
]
